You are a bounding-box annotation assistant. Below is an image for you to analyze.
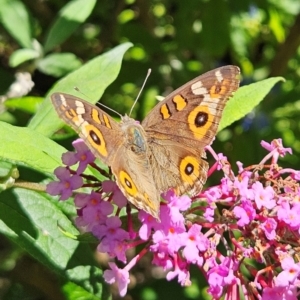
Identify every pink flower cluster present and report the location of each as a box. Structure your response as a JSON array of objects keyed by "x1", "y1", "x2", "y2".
[{"x1": 47, "y1": 138, "x2": 300, "y2": 299}]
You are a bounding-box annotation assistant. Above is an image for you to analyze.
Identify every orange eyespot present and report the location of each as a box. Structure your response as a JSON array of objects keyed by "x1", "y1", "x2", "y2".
[
  {"x1": 179, "y1": 156, "x2": 200, "y2": 185},
  {"x1": 119, "y1": 171, "x2": 138, "y2": 196},
  {"x1": 187, "y1": 106, "x2": 213, "y2": 140}
]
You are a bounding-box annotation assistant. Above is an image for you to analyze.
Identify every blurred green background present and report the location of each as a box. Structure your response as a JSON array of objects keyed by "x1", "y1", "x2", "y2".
[{"x1": 0, "y1": 0, "x2": 300, "y2": 299}]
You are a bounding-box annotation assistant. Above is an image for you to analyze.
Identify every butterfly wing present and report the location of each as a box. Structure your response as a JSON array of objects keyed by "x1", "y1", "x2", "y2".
[
  {"x1": 147, "y1": 140, "x2": 209, "y2": 197},
  {"x1": 51, "y1": 93, "x2": 124, "y2": 165},
  {"x1": 111, "y1": 145, "x2": 160, "y2": 219},
  {"x1": 142, "y1": 65, "x2": 240, "y2": 195},
  {"x1": 51, "y1": 93, "x2": 160, "y2": 219}
]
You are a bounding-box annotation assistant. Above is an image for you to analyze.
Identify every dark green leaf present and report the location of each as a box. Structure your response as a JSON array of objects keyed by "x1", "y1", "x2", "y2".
[
  {"x1": 0, "y1": 188, "x2": 109, "y2": 298},
  {"x1": 0, "y1": 0, "x2": 32, "y2": 48},
  {"x1": 43, "y1": 0, "x2": 97, "y2": 52}
]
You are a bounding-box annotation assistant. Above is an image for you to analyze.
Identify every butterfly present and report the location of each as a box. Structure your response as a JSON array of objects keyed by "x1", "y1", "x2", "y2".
[{"x1": 51, "y1": 65, "x2": 240, "y2": 220}]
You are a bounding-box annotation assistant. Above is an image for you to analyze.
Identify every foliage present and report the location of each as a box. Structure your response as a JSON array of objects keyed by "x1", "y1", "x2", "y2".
[{"x1": 0, "y1": 0, "x2": 299, "y2": 299}]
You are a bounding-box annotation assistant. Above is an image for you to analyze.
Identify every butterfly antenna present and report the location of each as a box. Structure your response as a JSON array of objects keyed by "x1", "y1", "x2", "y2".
[
  {"x1": 74, "y1": 87, "x2": 122, "y2": 118},
  {"x1": 129, "y1": 68, "x2": 151, "y2": 117}
]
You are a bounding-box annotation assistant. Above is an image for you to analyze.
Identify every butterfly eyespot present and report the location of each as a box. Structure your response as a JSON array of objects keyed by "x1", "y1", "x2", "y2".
[
  {"x1": 90, "y1": 130, "x2": 100, "y2": 144},
  {"x1": 185, "y1": 163, "x2": 194, "y2": 175},
  {"x1": 187, "y1": 106, "x2": 213, "y2": 139},
  {"x1": 119, "y1": 171, "x2": 138, "y2": 196},
  {"x1": 214, "y1": 84, "x2": 221, "y2": 93},
  {"x1": 180, "y1": 156, "x2": 200, "y2": 185},
  {"x1": 210, "y1": 81, "x2": 227, "y2": 98},
  {"x1": 125, "y1": 178, "x2": 132, "y2": 188},
  {"x1": 84, "y1": 124, "x2": 107, "y2": 156},
  {"x1": 195, "y1": 111, "x2": 208, "y2": 127}
]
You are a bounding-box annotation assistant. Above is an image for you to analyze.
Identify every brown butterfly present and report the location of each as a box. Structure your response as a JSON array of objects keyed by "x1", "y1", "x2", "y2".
[{"x1": 51, "y1": 65, "x2": 240, "y2": 220}]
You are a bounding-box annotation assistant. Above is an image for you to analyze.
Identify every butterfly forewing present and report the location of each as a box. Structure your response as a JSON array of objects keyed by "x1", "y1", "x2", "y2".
[
  {"x1": 51, "y1": 93, "x2": 124, "y2": 165},
  {"x1": 142, "y1": 65, "x2": 240, "y2": 148}
]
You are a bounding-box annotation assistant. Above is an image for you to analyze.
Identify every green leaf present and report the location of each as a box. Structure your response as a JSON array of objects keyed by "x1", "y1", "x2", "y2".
[
  {"x1": 0, "y1": 161, "x2": 18, "y2": 191},
  {"x1": 118, "y1": 9, "x2": 135, "y2": 24},
  {"x1": 62, "y1": 281, "x2": 101, "y2": 300},
  {"x1": 0, "y1": 121, "x2": 66, "y2": 176},
  {"x1": 0, "y1": 188, "x2": 109, "y2": 298},
  {"x1": 28, "y1": 42, "x2": 132, "y2": 136},
  {"x1": 9, "y1": 48, "x2": 40, "y2": 67},
  {"x1": 43, "y1": 0, "x2": 97, "y2": 52},
  {"x1": 200, "y1": 0, "x2": 230, "y2": 57},
  {"x1": 38, "y1": 53, "x2": 82, "y2": 77},
  {"x1": 219, "y1": 77, "x2": 285, "y2": 131},
  {"x1": 0, "y1": 161, "x2": 15, "y2": 178},
  {"x1": 0, "y1": 0, "x2": 32, "y2": 48},
  {"x1": 4, "y1": 96, "x2": 43, "y2": 114},
  {"x1": 0, "y1": 111, "x2": 17, "y2": 124}
]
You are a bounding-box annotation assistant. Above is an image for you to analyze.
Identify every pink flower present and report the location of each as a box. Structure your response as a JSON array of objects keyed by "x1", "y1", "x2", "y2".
[
  {"x1": 261, "y1": 139, "x2": 292, "y2": 157},
  {"x1": 278, "y1": 202, "x2": 300, "y2": 229},
  {"x1": 98, "y1": 238, "x2": 129, "y2": 263},
  {"x1": 203, "y1": 205, "x2": 215, "y2": 222},
  {"x1": 94, "y1": 217, "x2": 130, "y2": 262},
  {"x1": 74, "y1": 193, "x2": 90, "y2": 208},
  {"x1": 181, "y1": 224, "x2": 208, "y2": 265},
  {"x1": 291, "y1": 170, "x2": 300, "y2": 180},
  {"x1": 102, "y1": 180, "x2": 127, "y2": 208},
  {"x1": 93, "y1": 216, "x2": 129, "y2": 241},
  {"x1": 220, "y1": 177, "x2": 234, "y2": 195},
  {"x1": 252, "y1": 182, "x2": 276, "y2": 210},
  {"x1": 75, "y1": 195, "x2": 113, "y2": 230},
  {"x1": 103, "y1": 262, "x2": 130, "y2": 297},
  {"x1": 162, "y1": 190, "x2": 191, "y2": 226},
  {"x1": 151, "y1": 226, "x2": 185, "y2": 257},
  {"x1": 233, "y1": 200, "x2": 256, "y2": 226},
  {"x1": 166, "y1": 256, "x2": 191, "y2": 286},
  {"x1": 203, "y1": 186, "x2": 222, "y2": 203},
  {"x1": 275, "y1": 257, "x2": 300, "y2": 287},
  {"x1": 261, "y1": 218, "x2": 277, "y2": 240},
  {"x1": 138, "y1": 210, "x2": 161, "y2": 240},
  {"x1": 62, "y1": 139, "x2": 95, "y2": 173},
  {"x1": 46, "y1": 167, "x2": 82, "y2": 200},
  {"x1": 234, "y1": 175, "x2": 254, "y2": 200},
  {"x1": 207, "y1": 259, "x2": 239, "y2": 298},
  {"x1": 207, "y1": 271, "x2": 224, "y2": 298},
  {"x1": 262, "y1": 286, "x2": 297, "y2": 300},
  {"x1": 164, "y1": 190, "x2": 191, "y2": 212}
]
